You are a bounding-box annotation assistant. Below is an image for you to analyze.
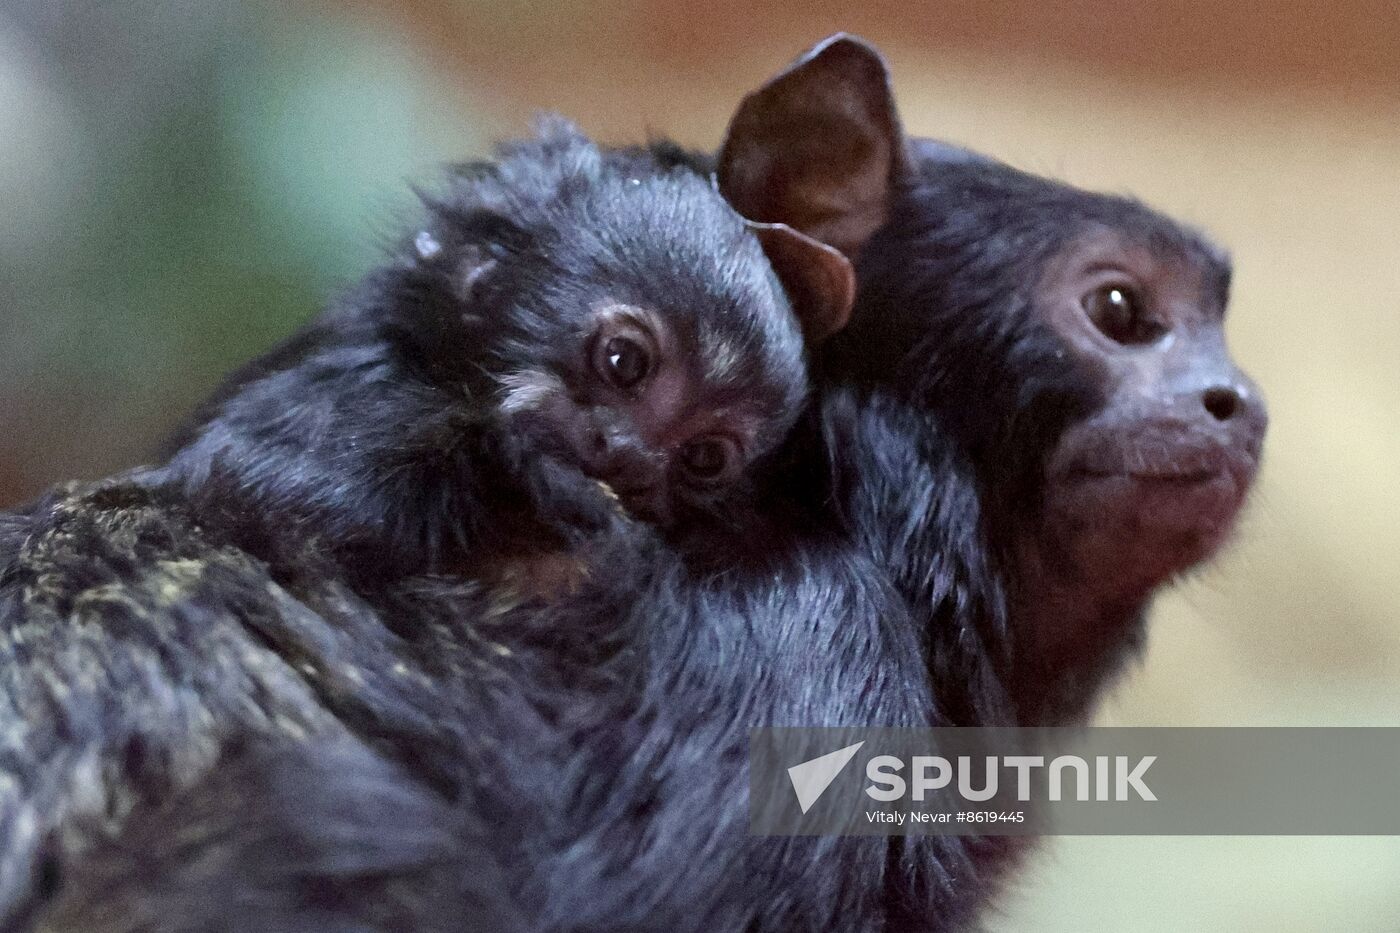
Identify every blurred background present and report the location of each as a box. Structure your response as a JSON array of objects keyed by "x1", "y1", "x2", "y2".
[{"x1": 1, "y1": 0, "x2": 1397, "y2": 928}]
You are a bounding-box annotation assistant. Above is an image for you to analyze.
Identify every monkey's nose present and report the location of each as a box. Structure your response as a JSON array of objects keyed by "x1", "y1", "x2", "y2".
[
  {"x1": 1198, "y1": 379, "x2": 1268, "y2": 460},
  {"x1": 1201, "y1": 385, "x2": 1240, "y2": 421},
  {"x1": 1201, "y1": 380, "x2": 1266, "y2": 430},
  {"x1": 581, "y1": 425, "x2": 662, "y2": 486}
]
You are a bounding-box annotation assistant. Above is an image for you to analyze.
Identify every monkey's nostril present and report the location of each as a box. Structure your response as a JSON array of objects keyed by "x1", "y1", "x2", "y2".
[{"x1": 1202, "y1": 386, "x2": 1240, "y2": 422}]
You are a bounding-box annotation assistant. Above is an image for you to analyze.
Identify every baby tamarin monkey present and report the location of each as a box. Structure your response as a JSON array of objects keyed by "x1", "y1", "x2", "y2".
[{"x1": 163, "y1": 120, "x2": 852, "y2": 589}]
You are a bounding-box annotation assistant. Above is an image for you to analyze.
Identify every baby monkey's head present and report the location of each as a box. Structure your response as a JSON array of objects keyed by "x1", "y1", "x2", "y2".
[{"x1": 400, "y1": 122, "x2": 851, "y2": 528}]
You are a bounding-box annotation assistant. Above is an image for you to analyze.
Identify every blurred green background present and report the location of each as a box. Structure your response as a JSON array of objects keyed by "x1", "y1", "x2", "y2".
[{"x1": 2, "y1": 1, "x2": 1397, "y2": 928}]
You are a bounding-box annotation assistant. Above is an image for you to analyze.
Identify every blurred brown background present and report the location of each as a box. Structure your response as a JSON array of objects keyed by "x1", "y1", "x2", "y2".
[{"x1": 1, "y1": 1, "x2": 1397, "y2": 928}]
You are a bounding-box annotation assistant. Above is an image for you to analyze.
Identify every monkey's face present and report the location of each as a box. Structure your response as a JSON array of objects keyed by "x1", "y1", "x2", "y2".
[
  {"x1": 496, "y1": 298, "x2": 805, "y2": 528},
  {"x1": 1031, "y1": 224, "x2": 1267, "y2": 601},
  {"x1": 408, "y1": 144, "x2": 846, "y2": 535}
]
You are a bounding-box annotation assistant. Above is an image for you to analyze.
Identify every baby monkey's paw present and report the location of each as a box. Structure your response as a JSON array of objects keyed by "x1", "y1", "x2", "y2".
[{"x1": 525, "y1": 456, "x2": 630, "y2": 547}]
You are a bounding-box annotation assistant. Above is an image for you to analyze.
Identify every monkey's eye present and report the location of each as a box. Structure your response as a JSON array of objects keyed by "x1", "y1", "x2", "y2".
[
  {"x1": 678, "y1": 436, "x2": 741, "y2": 486},
  {"x1": 1082, "y1": 283, "x2": 1165, "y2": 345},
  {"x1": 595, "y1": 335, "x2": 652, "y2": 389}
]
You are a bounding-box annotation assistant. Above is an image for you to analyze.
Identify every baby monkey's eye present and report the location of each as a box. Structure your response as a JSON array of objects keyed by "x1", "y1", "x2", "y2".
[
  {"x1": 595, "y1": 335, "x2": 651, "y2": 389},
  {"x1": 678, "y1": 436, "x2": 741, "y2": 485},
  {"x1": 1082, "y1": 282, "x2": 1166, "y2": 346}
]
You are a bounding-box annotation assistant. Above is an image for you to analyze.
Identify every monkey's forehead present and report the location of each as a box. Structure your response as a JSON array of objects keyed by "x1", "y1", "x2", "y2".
[
  {"x1": 908, "y1": 154, "x2": 1228, "y2": 271},
  {"x1": 1037, "y1": 219, "x2": 1231, "y2": 298}
]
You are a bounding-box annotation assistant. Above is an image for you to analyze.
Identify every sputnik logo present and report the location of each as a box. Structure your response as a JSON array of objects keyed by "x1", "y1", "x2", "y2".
[{"x1": 787, "y1": 741, "x2": 864, "y2": 813}]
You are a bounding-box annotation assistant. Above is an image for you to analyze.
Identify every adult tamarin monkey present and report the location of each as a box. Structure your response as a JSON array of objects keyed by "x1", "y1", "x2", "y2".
[
  {"x1": 22, "y1": 35, "x2": 1264, "y2": 933},
  {"x1": 716, "y1": 35, "x2": 1267, "y2": 727}
]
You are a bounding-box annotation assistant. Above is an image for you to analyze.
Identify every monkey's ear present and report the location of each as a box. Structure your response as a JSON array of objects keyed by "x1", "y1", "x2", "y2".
[
  {"x1": 717, "y1": 33, "x2": 909, "y2": 259},
  {"x1": 414, "y1": 229, "x2": 502, "y2": 303},
  {"x1": 750, "y1": 220, "x2": 855, "y2": 343}
]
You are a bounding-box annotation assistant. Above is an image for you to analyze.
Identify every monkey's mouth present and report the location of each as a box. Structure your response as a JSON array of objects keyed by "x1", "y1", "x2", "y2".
[
  {"x1": 1055, "y1": 442, "x2": 1258, "y2": 541},
  {"x1": 1056, "y1": 423, "x2": 1261, "y2": 502},
  {"x1": 598, "y1": 480, "x2": 670, "y2": 525},
  {"x1": 1056, "y1": 429, "x2": 1259, "y2": 492},
  {"x1": 1068, "y1": 465, "x2": 1228, "y2": 486},
  {"x1": 1063, "y1": 457, "x2": 1250, "y2": 499}
]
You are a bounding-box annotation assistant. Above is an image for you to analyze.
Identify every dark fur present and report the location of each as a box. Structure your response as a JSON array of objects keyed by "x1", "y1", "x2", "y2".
[
  {"x1": 1, "y1": 123, "x2": 818, "y2": 930},
  {"x1": 839, "y1": 140, "x2": 1231, "y2": 723},
  {"x1": 36, "y1": 737, "x2": 520, "y2": 933},
  {"x1": 5, "y1": 53, "x2": 1263, "y2": 933},
  {"x1": 163, "y1": 119, "x2": 808, "y2": 581}
]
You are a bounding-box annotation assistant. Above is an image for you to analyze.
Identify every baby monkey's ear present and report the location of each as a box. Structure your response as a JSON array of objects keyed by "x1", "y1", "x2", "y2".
[
  {"x1": 749, "y1": 220, "x2": 854, "y2": 343},
  {"x1": 413, "y1": 216, "x2": 512, "y2": 304},
  {"x1": 717, "y1": 33, "x2": 909, "y2": 260}
]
